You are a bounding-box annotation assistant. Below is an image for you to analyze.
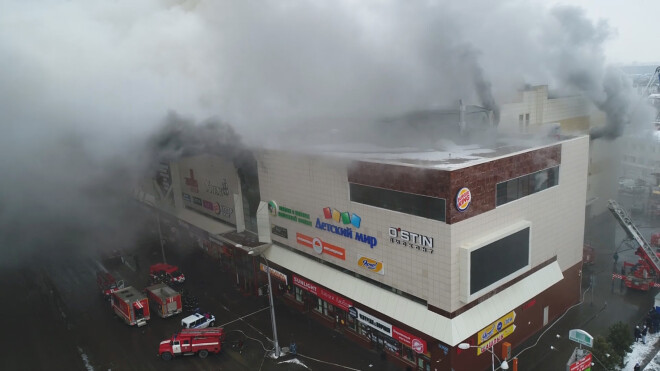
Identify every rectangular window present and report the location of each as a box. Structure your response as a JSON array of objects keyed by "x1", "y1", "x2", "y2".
[
  {"x1": 496, "y1": 166, "x2": 560, "y2": 206},
  {"x1": 347, "y1": 314, "x2": 357, "y2": 331},
  {"x1": 294, "y1": 286, "x2": 304, "y2": 303},
  {"x1": 506, "y1": 177, "x2": 520, "y2": 203},
  {"x1": 525, "y1": 113, "x2": 530, "y2": 126},
  {"x1": 349, "y1": 183, "x2": 446, "y2": 222},
  {"x1": 470, "y1": 227, "x2": 530, "y2": 294},
  {"x1": 496, "y1": 182, "x2": 507, "y2": 205}
]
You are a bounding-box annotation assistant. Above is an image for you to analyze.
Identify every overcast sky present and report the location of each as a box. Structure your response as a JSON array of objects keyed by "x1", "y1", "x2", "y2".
[
  {"x1": 543, "y1": 0, "x2": 659, "y2": 64},
  {"x1": 0, "y1": 0, "x2": 656, "y2": 265}
]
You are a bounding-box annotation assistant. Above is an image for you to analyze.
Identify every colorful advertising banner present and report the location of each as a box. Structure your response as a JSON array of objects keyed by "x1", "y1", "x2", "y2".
[
  {"x1": 292, "y1": 274, "x2": 352, "y2": 311},
  {"x1": 391, "y1": 326, "x2": 427, "y2": 354},
  {"x1": 569, "y1": 353, "x2": 592, "y2": 371},
  {"x1": 357, "y1": 256, "x2": 385, "y2": 275},
  {"x1": 259, "y1": 263, "x2": 288, "y2": 285},
  {"x1": 478, "y1": 311, "x2": 517, "y2": 345},
  {"x1": 178, "y1": 156, "x2": 238, "y2": 225},
  {"x1": 477, "y1": 325, "x2": 516, "y2": 355},
  {"x1": 296, "y1": 233, "x2": 346, "y2": 260}
]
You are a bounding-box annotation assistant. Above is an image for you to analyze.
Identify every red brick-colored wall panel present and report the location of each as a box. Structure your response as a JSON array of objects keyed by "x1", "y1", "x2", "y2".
[
  {"x1": 348, "y1": 162, "x2": 450, "y2": 197},
  {"x1": 347, "y1": 145, "x2": 561, "y2": 224}
]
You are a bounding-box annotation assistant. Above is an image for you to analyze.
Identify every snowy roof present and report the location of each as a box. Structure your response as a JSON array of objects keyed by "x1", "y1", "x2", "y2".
[{"x1": 310, "y1": 135, "x2": 570, "y2": 171}]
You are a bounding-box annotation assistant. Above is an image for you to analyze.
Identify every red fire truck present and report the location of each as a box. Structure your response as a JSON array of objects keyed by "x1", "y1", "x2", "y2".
[
  {"x1": 149, "y1": 263, "x2": 185, "y2": 284},
  {"x1": 110, "y1": 286, "x2": 150, "y2": 327},
  {"x1": 158, "y1": 328, "x2": 225, "y2": 361},
  {"x1": 609, "y1": 200, "x2": 660, "y2": 291},
  {"x1": 96, "y1": 271, "x2": 124, "y2": 299},
  {"x1": 145, "y1": 283, "x2": 182, "y2": 318}
]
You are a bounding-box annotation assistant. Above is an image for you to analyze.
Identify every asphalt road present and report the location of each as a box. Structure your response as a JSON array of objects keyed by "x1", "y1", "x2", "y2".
[
  {"x1": 3, "y1": 246, "x2": 248, "y2": 371},
  {"x1": 2, "y1": 224, "x2": 400, "y2": 371},
  {"x1": 5, "y1": 193, "x2": 659, "y2": 371}
]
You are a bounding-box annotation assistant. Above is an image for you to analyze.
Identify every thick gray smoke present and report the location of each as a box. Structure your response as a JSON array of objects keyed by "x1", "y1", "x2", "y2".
[
  {"x1": 0, "y1": 0, "x2": 647, "y2": 267},
  {"x1": 146, "y1": 111, "x2": 245, "y2": 168}
]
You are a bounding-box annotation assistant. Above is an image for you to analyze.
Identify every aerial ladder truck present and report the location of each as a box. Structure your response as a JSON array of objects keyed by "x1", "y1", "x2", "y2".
[{"x1": 609, "y1": 199, "x2": 660, "y2": 291}]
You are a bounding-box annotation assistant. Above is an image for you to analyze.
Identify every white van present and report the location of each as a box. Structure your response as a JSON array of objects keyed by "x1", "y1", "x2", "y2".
[{"x1": 181, "y1": 312, "x2": 216, "y2": 329}]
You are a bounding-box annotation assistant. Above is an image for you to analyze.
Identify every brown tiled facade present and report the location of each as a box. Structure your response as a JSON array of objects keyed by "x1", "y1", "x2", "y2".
[{"x1": 347, "y1": 145, "x2": 561, "y2": 224}]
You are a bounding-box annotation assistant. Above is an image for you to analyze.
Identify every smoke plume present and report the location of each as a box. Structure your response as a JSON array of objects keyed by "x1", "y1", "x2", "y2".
[{"x1": 0, "y1": 0, "x2": 650, "y2": 267}]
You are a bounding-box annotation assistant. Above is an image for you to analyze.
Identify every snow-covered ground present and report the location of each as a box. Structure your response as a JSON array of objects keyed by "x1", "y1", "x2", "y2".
[
  {"x1": 624, "y1": 331, "x2": 660, "y2": 370},
  {"x1": 278, "y1": 358, "x2": 310, "y2": 369}
]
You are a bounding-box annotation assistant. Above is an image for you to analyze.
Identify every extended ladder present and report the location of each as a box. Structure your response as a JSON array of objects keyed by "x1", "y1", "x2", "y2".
[{"x1": 608, "y1": 199, "x2": 660, "y2": 275}]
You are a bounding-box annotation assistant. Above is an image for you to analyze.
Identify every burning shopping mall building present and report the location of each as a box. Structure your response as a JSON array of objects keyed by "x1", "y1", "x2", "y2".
[{"x1": 138, "y1": 108, "x2": 589, "y2": 370}]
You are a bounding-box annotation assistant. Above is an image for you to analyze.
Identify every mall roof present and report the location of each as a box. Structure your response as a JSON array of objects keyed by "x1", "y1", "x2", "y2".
[{"x1": 306, "y1": 134, "x2": 575, "y2": 171}]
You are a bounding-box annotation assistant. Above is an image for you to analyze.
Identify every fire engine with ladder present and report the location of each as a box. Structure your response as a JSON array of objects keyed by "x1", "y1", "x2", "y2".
[{"x1": 609, "y1": 199, "x2": 660, "y2": 291}]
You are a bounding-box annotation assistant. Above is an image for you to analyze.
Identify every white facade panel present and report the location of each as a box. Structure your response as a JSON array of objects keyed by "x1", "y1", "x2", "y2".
[
  {"x1": 448, "y1": 136, "x2": 588, "y2": 312},
  {"x1": 257, "y1": 150, "x2": 451, "y2": 303},
  {"x1": 257, "y1": 136, "x2": 588, "y2": 313},
  {"x1": 176, "y1": 154, "x2": 241, "y2": 226}
]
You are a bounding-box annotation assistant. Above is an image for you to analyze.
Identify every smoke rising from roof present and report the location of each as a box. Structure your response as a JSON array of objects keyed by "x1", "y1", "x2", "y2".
[{"x1": 0, "y1": 0, "x2": 649, "y2": 266}]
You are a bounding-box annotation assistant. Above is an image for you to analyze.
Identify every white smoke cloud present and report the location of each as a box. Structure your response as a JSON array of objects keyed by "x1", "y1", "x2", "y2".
[{"x1": 0, "y1": 0, "x2": 650, "y2": 265}]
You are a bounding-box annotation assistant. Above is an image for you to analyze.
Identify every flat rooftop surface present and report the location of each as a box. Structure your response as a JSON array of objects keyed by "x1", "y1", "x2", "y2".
[{"x1": 310, "y1": 135, "x2": 572, "y2": 170}]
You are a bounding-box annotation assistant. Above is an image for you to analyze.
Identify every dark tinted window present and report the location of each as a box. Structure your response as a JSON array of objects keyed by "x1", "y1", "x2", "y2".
[
  {"x1": 496, "y1": 166, "x2": 559, "y2": 206},
  {"x1": 349, "y1": 183, "x2": 445, "y2": 222},
  {"x1": 470, "y1": 227, "x2": 529, "y2": 294}
]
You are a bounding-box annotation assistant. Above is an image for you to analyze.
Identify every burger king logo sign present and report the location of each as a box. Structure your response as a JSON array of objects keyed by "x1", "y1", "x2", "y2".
[{"x1": 455, "y1": 187, "x2": 472, "y2": 212}]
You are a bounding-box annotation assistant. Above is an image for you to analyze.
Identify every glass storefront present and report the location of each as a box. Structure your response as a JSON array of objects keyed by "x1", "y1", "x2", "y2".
[
  {"x1": 347, "y1": 307, "x2": 429, "y2": 367},
  {"x1": 314, "y1": 298, "x2": 336, "y2": 317},
  {"x1": 294, "y1": 286, "x2": 304, "y2": 303}
]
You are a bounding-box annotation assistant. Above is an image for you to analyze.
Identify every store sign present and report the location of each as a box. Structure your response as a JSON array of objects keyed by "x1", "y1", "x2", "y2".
[
  {"x1": 388, "y1": 227, "x2": 434, "y2": 254},
  {"x1": 296, "y1": 233, "x2": 346, "y2": 260},
  {"x1": 392, "y1": 326, "x2": 427, "y2": 354},
  {"x1": 271, "y1": 224, "x2": 288, "y2": 239},
  {"x1": 355, "y1": 307, "x2": 392, "y2": 337},
  {"x1": 523, "y1": 298, "x2": 536, "y2": 310},
  {"x1": 352, "y1": 307, "x2": 427, "y2": 353},
  {"x1": 184, "y1": 169, "x2": 199, "y2": 193},
  {"x1": 477, "y1": 325, "x2": 515, "y2": 355},
  {"x1": 455, "y1": 187, "x2": 472, "y2": 211},
  {"x1": 357, "y1": 256, "x2": 385, "y2": 275},
  {"x1": 221, "y1": 245, "x2": 233, "y2": 257},
  {"x1": 259, "y1": 263, "x2": 288, "y2": 285},
  {"x1": 478, "y1": 311, "x2": 516, "y2": 345},
  {"x1": 270, "y1": 201, "x2": 313, "y2": 227},
  {"x1": 292, "y1": 274, "x2": 352, "y2": 311},
  {"x1": 569, "y1": 329, "x2": 594, "y2": 348},
  {"x1": 182, "y1": 193, "x2": 191, "y2": 202},
  {"x1": 205, "y1": 178, "x2": 230, "y2": 197},
  {"x1": 569, "y1": 353, "x2": 592, "y2": 371},
  {"x1": 323, "y1": 207, "x2": 362, "y2": 228},
  {"x1": 315, "y1": 208, "x2": 377, "y2": 248},
  {"x1": 213, "y1": 202, "x2": 234, "y2": 218},
  {"x1": 348, "y1": 307, "x2": 358, "y2": 318}
]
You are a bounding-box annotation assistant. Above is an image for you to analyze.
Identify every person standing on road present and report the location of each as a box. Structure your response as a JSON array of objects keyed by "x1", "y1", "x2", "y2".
[
  {"x1": 635, "y1": 362, "x2": 641, "y2": 371},
  {"x1": 635, "y1": 326, "x2": 641, "y2": 342},
  {"x1": 642, "y1": 326, "x2": 648, "y2": 344},
  {"x1": 613, "y1": 252, "x2": 619, "y2": 271}
]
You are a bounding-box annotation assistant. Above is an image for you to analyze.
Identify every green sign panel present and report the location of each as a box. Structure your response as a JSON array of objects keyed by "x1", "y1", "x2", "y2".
[
  {"x1": 568, "y1": 329, "x2": 593, "y2": 348},
  {"x1": 278, "y1": 206, "x2": 312, "y2": 226}
]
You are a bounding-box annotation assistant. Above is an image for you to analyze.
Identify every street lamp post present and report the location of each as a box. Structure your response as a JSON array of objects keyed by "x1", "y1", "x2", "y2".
[
  {"x1": 249, "y1": 248, "x2": 281, "y2": 358},
  {"x1": 458, "y1": 343, "x2": 509, "y2": 371},
  {"x1": 156, "y1": 212, "x2": 167, "y2": 264}
]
